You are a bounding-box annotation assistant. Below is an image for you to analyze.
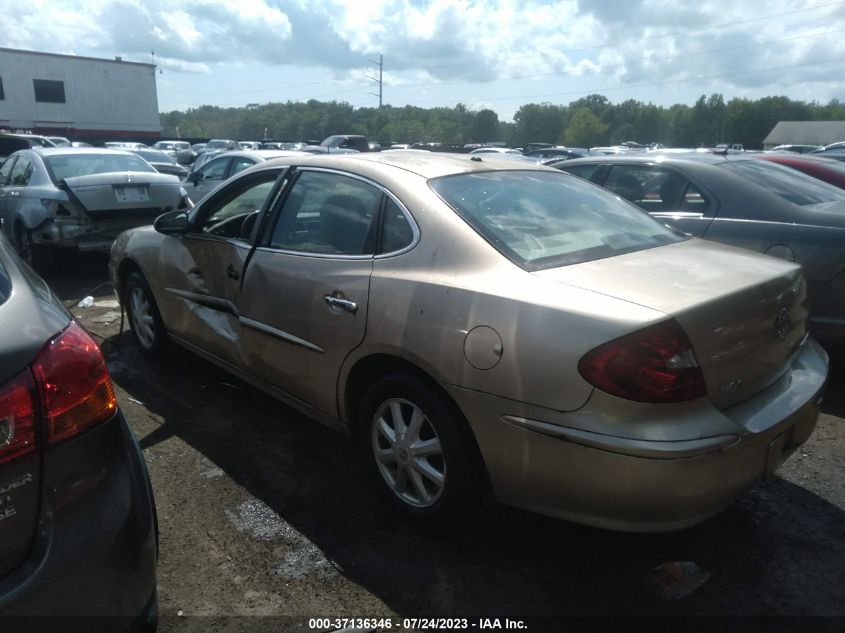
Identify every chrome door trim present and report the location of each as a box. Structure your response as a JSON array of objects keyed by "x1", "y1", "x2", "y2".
[
  {"x1": 239, "y1": 316, "x2": 325, "y2": 353},
  {"x1": 164, "y1": 287, "x2": 239, "y2": 317}
]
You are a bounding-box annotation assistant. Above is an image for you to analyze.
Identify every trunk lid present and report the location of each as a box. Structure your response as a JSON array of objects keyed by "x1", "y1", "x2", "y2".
[
  {"x1": 535, "y1": 238, "x2": 809, "y2": 409},
  {"x1": 60, "y1": 171, "x2": 181, "y2": 217}
]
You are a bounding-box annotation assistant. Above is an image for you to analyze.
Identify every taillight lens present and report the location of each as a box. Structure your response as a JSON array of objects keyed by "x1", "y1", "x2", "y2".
[
  {"x1": 32, "y1": 322, "x2": 117, "y2": 445},
  {"x1": 0, "y1": 371, "x2": 37, "y2": 464},
  {"x1": 578, "y1": 319, "x2": 706, "y2": 404}
]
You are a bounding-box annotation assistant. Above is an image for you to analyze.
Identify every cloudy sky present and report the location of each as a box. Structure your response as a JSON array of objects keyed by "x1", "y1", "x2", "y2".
[{"x1": 3, "y1": 0, "x2": 845, "y2": 120}]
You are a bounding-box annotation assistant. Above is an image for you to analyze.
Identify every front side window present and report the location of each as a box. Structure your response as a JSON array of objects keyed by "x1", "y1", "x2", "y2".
[
  {"x1": 44, "y1": 153, "x2": 156, "y2": 182},
  {"x1": 196, "y1": 172, "x2": 279, "y2": 240},
  {"x1": 230, "y1": 157, "x2": 256, "y2": 176},
  {"x1": 199, "y1": 158, "x2": 230, "y2": 181},
  {"x1": 605, "y1": 165, "x2": 712, "y2": 214},
  {"x1": 556, "y1": 162, "x2": 601, "y2": 181},
  {"x1": 430, "y1": 170, "x2": 687, "y2": 271},
  {"x1": 269, "y1": 170, "x2": 381, "y2": 255},
  {"x1": 33, "y1": 79, "x2": 65, "y2": 103}
]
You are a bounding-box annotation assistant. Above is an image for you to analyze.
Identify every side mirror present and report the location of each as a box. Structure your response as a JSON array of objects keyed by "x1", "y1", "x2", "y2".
[
  {"x1": 154, "y1": 210, "x2": 190, "y2": 235},
  {"x1": 188, "y1": 171, "x2": 200, "y2": 185}
]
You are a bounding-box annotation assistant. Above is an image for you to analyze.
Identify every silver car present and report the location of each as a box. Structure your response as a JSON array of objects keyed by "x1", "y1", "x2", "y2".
[
  {"x1": 110, "y1": 153, "x2": 827, "y2": 532},
  {"x1": 183, "y1": 149, "x2": 309, "y2": 204},
  {"x1": 0, "y1": 148, "x2": 185, "y2": 271}
]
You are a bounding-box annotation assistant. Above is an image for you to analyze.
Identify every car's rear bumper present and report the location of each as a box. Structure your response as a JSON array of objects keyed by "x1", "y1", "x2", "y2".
[
  {"x1": 447, "y1": 337, "x2": 828, "y2": 532},
  {"x1": 0, "y1": 410, "x2": 157, "y2": 628}
]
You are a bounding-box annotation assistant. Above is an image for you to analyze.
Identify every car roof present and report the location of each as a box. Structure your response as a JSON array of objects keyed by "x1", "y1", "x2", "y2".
[
  {"x1": 262, "y1": 151, "x2": 556, "y2": 180},
  {"x1": 560, "y1": 152, "x2": 748, "y2": 167}
]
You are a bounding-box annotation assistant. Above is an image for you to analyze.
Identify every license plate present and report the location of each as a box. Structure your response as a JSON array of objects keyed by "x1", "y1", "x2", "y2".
[{"x1": 114, "y1": 185, "x2": 149, "y2": 202}]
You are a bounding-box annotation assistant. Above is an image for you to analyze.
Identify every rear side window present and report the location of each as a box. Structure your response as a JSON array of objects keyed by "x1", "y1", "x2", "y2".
[
  {"x1": 720, "y1": 160, "x2": 845, "y2": 206},
  {"x1": 9, "y1": 157, "x2": 32, "y2": 186},
  {"x1": 0, "y1": 158, "x2": 16, "y2": 186},
  {"x1": 380, "y1": 198, "x2": 414, "y2": 253},
  {"x1": 430, "y1": 170, "x2": 687, "y2": 271}
]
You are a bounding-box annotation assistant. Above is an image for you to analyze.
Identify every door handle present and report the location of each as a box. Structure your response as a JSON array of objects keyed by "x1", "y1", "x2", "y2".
[
  {"x1": 226, "y1": 263, "x2": 239, "y2": 280},
  {"x1": 323, "y1": 295, "x2": 358, "y2": 313}
]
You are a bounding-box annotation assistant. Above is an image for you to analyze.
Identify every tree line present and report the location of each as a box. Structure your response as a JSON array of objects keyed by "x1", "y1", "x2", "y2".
[{"x1": 160, "y1": 94, "x2": 845, "y2": 149}]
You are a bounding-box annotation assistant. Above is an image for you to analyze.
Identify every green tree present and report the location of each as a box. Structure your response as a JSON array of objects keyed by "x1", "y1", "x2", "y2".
[{"x1": 563, "y1": 108, "x2": 608, "y2": 147}]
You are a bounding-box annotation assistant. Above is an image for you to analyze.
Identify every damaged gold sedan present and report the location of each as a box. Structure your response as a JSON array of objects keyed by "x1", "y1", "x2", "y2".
[{"x1": 109, "y1": 153, "x2": 827, "y2": 532}]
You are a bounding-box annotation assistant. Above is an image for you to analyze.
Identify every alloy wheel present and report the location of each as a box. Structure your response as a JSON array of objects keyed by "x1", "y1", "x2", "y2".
[
  {"x1": 371, "y1": 398, "x2": 446, "y2": 507},
  {"x1": 130, "y1": 285, "x2": 157, "y2": 349}
]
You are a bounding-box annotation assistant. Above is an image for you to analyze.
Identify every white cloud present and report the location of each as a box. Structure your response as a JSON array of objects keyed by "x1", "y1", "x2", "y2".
[{"x1": 1, "y1": 0, "x2": 843, "y2": 100}]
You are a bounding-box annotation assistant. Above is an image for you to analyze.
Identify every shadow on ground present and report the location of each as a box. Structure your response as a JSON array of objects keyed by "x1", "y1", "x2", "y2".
[{"x1": 101, "y1": 331, "x2": 845, "y2": 619}]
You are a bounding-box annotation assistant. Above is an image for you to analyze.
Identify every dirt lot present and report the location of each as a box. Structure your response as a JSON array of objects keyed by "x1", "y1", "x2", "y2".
[{"x1": 49, "y1": 254, "x2": 844, "y2": 632}]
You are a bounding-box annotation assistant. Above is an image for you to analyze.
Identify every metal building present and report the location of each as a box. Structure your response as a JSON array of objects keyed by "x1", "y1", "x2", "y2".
[{"x1": 0, "y1": 47, "x2": 160, "y2": 142}]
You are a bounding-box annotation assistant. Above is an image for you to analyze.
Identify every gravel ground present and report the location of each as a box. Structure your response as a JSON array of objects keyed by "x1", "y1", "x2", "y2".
[{"x1": 49, "y1": 254, "x2": 845, "y2": 633}]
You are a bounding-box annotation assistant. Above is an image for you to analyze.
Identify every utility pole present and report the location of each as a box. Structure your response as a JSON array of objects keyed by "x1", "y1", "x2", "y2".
[{"x1": 367, "y1": 54, "x2": 383, "y2": 109}]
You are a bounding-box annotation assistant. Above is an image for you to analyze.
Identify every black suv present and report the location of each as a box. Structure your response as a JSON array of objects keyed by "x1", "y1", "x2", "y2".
[{"x1": 0, "y1": 232, "x2": 157, "y2": 629}]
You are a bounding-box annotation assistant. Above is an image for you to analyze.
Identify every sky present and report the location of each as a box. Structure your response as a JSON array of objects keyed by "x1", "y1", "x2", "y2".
[{"x1": 3, "y1": 0, "x2": 845, "y2": 121}]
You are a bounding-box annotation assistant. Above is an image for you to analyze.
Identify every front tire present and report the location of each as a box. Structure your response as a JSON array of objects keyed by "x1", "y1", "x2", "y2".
[
  {"x1": 358, "y1": 373, "x2": 491, "y2": 525},
  {"x1": 124, "y1": 271, "x2": 168, "y2": 357}
]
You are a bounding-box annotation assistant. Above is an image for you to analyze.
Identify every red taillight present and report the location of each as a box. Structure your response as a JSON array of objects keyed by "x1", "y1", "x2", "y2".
[
  {"x1": 0, "y1": 371, "x2": 37, "y2": 464},
  {"x1": 32, "y1": 322, "x2": 117, "y2": 445},
  {"x1": 578, "y1": 319, "x2": 707, "y2": 404}
]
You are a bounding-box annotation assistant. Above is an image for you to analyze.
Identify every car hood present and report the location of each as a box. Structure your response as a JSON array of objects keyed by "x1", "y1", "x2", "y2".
[{"x1": 535, "y1": 238, "x2": 809, "y2": 409}]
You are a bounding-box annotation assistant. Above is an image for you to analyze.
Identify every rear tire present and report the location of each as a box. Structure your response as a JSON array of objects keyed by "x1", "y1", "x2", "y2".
[
  {"x1": 14, "y1": 222, "x2": 55, "y2": 274},
  {"x1": 358, "y1": 373, "x2": 491, "y2": 526},
  {"x1": 124, "y1": 271, "x2": 168, "y2": 357}
]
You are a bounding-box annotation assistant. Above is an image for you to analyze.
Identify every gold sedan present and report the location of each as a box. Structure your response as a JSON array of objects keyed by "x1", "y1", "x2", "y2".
[{"x1": 110, "y1": 153, "x2": 827, "y2": 532}]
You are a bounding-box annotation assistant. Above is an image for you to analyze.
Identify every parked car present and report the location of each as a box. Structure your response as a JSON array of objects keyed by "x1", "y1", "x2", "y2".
[
  {"x1": 0, "y1": 148, "x2": 186, "y2": 271},
  {"x1": 152, "y1": 140, "x2": 194, "y2": 165},
  {"x1": 204, "y1": 139, "x2": 241, "y2": 152},
  {"x1": 0, "y1": 134, "x2": 55, "y2": 159},
  {"x1": 753, "y1": 153, "x2": 845, "y2": 190},
  {"x1": 552, "y1": 153, "x2": 845, "y2": 344},
  {"x1": 182, "y1": 149, "x2": 308, "y2": 203},
  {"x1": 131, "y1": 148, "x2": 189, "y2": 179},
  {"x1": 191, "y1": 142, "x2": 207, "y2": 154},
  {"x1": 239, "y1": 141, "x2": 261, "y2": 151},
  {"x1": 104, "y1": 142, "x2": 148, "y2": 150},
  {"x1": 0, "y1": 231, "x2": 157, "y2": 624},
  {"x1": 319, "y1": 134, "x2": 371, "y2": 152},
  {"x1": 110, "y1": 153, "x2": 826, "y2": 532},
  {"x1": 523, "y1": 147, "x2": 599, "y2": 160},
  {"x1": 769, "y1": 144, "x2": 823, "y2": 154},
  {"x1": 809, "y1": 147, "x2": 845, "y2": 162},
  {"x1": 46, "y1": 136, "x2": 72, "y2": 147},
  {"x1": 468, "y1": 147, "x2": 522, "y2": 155}
]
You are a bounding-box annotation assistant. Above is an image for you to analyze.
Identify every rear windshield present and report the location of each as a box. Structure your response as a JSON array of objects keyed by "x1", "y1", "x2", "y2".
[
  {"x1": 429, "y1": 170, "x2": 687, "y2": 271},
  {"x1": 45, "y1": 153, "x2": 156, "y2": 182},
  {"x1": 720, "y1": 160, "x2": 845, "y2": 206}
]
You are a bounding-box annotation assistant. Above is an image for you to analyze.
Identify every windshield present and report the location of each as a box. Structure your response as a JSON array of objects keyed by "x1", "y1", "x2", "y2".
[
  {"x1": 720, "y1": 160, "x2": 845, "y2": 206},
  {"x1": 45, "y1": 153, "x2": 157, "y2": 181},
  {"x1": 430, "y1": 170, "x2": 687, "y2": 271}
]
